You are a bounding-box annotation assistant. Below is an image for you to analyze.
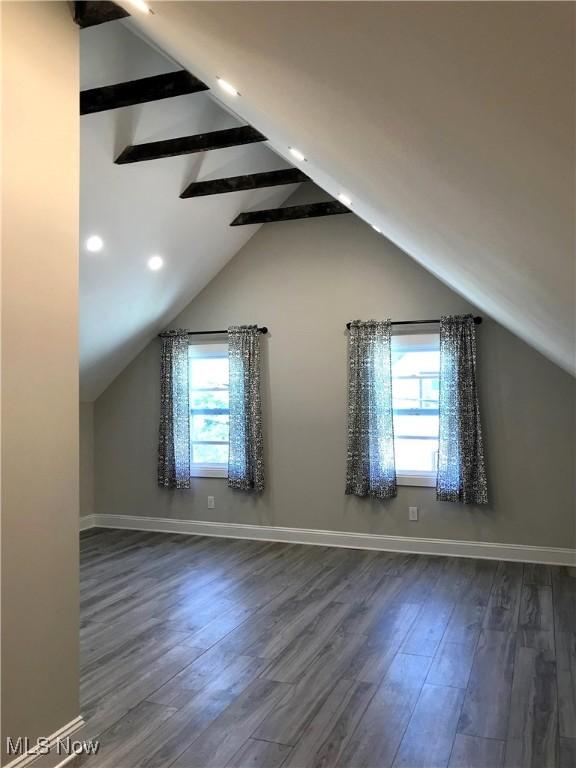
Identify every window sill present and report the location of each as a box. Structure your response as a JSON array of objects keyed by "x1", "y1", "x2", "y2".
[
  {"x1": 190, "y1": 467, "x2": 227, "y2": 479},
  {"x1": 397, "y1": 473, "x2": 436, "y2": 488}
]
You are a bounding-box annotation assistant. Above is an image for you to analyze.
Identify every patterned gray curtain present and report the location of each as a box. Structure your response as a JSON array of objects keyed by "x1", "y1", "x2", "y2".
[
  {"x1": 228, "y1": 326, "x2": 264, "y2": 492},
  {"x1": 437, "y1": 314, "x2": 488, "y2": 504},
  {"x1": 157, "y1": 330, "x2": 190, "y2": 489},
  {"x1": 346, "y1": 320, "x2": 397, "y2": 499}
]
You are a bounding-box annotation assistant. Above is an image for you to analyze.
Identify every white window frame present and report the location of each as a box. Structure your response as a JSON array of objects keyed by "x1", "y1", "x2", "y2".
[
  {"x1": 188, "y1": 340, "x2": 229, "y2": 479},
  {"x1": 391, "y1": 330, "x2": 440, "y2": 488}
]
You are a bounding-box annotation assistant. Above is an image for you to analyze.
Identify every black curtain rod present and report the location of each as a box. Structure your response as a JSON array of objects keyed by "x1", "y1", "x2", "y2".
[
  {"x1": 158, "y1": 327, "x2": 268, "y2": 338},
  {"x1": 345, "y1": 316, "x2": 482, "y2": 330}
]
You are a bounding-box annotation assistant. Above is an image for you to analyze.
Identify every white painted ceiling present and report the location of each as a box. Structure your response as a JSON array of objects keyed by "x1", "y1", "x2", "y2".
[
  {"x1": 80, "y1": 22, "x2": 301, "y2": 400},
  {"x1": 119, "y1": 0, "x2": 575, "y2": 376}
]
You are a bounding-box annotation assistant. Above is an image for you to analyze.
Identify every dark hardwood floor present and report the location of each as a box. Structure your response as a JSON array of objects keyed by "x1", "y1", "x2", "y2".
[{"x1": 73, "y1": 528, "x2": 575, "y2": 768}]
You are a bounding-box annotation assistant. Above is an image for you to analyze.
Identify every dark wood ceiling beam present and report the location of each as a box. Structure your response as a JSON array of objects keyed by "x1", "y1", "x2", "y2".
[
  {"x1": 230, "y1": 201, "x2": 351, "y2": 226},
  {"x1": 81, "y1": 71, "x2": 208, "y2": 115},
  {"x1": 74, "y1": 1, "x2": 129, "y2": 28},
  {"x1": 181, "y1": 168, "x2": 307, "y2": 199},
  {"x1": 115, "y1": 126, "x2": 266, "y2": 165}
]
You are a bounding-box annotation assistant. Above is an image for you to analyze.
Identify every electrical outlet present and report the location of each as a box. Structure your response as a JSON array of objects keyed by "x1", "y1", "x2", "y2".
[
  {"x1": 207, "y1": 496, "x2": 215, "y2": 509},
  {"x1": 408, "y1": 506, "x2": 418, "y2": 521}
]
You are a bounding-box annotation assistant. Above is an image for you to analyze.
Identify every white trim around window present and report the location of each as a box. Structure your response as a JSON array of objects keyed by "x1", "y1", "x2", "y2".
[
  {"x1": 397, "y1": 471, "x2": 436, "y2": 488},
  {"x1": 392, "y1": 330, "x2": 440, "y2": 485},
  {"x1": 188, "y1": 340, "x2": 230, "y2": 479},
  {"x1": 190, "y1": 465, "x2": 228, "y2": 479}
]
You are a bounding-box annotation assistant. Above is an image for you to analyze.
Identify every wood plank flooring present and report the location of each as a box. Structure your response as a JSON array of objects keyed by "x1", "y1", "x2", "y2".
[{"x1": 73, "y1": 529, "x2": 575, "y2": 768}]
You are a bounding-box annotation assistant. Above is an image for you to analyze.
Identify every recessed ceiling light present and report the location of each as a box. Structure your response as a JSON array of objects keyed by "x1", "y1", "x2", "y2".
[
  {"x1": 338, "y1": 194, "x2": 352, "y2": 207},
  {"x1": 217, "y1": 78, "x2": 239, "y2": 97},
  {"x1": 147, "y1": 255, "x2": 164, "y2": 271},
  {"x1": 86, "y1": 235, "x2": 103, "y2": 252},
  {"x1": 127, "y1": 0, "x2": 151, "y2": 13},
  {"x1": 371, "y1": 225, "x2": 381, "y2": 233},
  {"x1": 289, "y1": 147, "x2": 306, "y2": 162}
]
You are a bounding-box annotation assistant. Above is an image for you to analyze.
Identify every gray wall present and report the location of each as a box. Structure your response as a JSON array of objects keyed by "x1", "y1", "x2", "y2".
[
  {"x1": 80, "y1": 403, "x2": 95, "y2": 519},
  {"x1": 1, "y1": 2, "x2": 79, "y2": 763},
  {"x1": 94, "y1": 194, "x2": 575, "y2": 550}
]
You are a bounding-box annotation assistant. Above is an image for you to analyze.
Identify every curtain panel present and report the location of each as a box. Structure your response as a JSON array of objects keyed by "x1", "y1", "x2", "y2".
[
  {"x1": 437, "y1": 314, "x2": 488, "y2": 504},
  {"x1": 228, "y1": 325, "x2": 264, "y2": 492},
  {"x1": 346, "y1": 320, "x2": 397, "y2": 499},
  {"x1": 157, "y1": 330, "x2": 191, "y2": 489}
]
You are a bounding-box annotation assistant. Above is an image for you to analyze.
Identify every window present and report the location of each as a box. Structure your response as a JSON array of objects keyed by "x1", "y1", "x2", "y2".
[
  {"x1": 188, "y1": 342, "x2": 229, "y2": 478},
  {"x1": 391, "y1": 333, "x2": 440, "y2": 486}
]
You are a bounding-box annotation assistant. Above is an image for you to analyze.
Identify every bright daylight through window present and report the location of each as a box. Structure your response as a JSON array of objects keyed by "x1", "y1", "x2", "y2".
[
  {"x1": 188, "y1": 343, "x2": 229, "y2": 477},
  {"x1": 391, "y1": 333, "x2": 440, "y2": 485}
]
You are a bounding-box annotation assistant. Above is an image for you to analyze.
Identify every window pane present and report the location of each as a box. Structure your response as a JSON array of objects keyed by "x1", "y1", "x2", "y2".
[
  {"x1": 192, "y1": 443, "x2": 229, "y2": 466},
  {"x1": 394, "y1": 414, "x2": 439, "y2": 438},
  {"x1": 391, "y1": 340, "x2": 440, "y2": 474},
  {"x1": 192, "y1": 415, "x2": 229, "y2": 442},
  {"x1": 188, "y1": 345, "x2": 230, "y2": 469},
  {"x1": 190, "y1": 357, "x2": 229, "y2": 389},
  {"x1": 190, "y1": 390, "x2": 229, "y2": 411},
  {"x1": 421, "y1": 377, "x2": 439, "y2": 405},
  {"x1": 392, "y1": 378, "x2": 420, "y2": 408},
  {"x1": 395, "y1": 438, "x2": 439, "y2": 473},
  {"x1": 392, "y1": 350, "x2": 439, "y2": 375}
]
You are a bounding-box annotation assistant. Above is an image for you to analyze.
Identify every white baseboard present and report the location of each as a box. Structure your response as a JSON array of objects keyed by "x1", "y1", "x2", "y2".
[
  {"x1": 79, "y1": 515, "x2": 95, "y2": 531},
  {"x1": 84, "y1": 514, "x2": 575, "y2": 566},
  {"x1": 4, "y1": 716, "x2": 85, "y2": 768}
]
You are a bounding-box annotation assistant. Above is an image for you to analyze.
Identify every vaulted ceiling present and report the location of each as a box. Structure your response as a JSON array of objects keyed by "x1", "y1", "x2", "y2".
[
  {"x1": 116, "y1": 0, "x2": 575, "y2": 377},
  {"x1": 80, "y1": 21, "x2": 304, "y2": 400}
]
